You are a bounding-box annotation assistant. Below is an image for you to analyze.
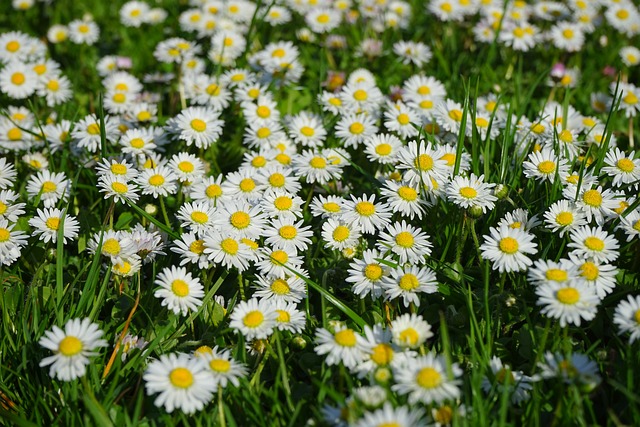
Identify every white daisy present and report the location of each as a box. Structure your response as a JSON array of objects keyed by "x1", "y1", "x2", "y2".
[
  {"x1": 229, "y1": 297, "x2": 278, "y2": 341},
  {"x1": 154, "y1": 266, "x2": 204, "y2": 316},
  {"x1": 568, "y1": 225, "x2": 619, "y2": 263},
  {"x1": 346, "y1": 249, "x2": 390, "y2": 300},
  {"x1": 479, "y1": 225, "x2": 538, "y2": 273},
  {"x1": 392, "y1": 352, "x2": 462, "y2": 404},
  {"x1": 536, "y1": 281, "x2": 600, "y2": 327},
  {"x1": 29, "y1": 208, "x2": 79, "y2": 245},
  {"x1": 314, "y1": 325, "x2": 372, "y2": 370},
  {"x1": 382, "y1": 265, "x2": 439, "y2": 307},
  {"x1": 614, "y1": 295, "x2": 640, "y2": 344},
  {"x1": 377, "y1": 220, "x2": 432, "y2": 265}
]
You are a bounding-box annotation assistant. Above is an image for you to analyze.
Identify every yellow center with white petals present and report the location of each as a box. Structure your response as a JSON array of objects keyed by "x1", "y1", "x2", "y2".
[
  {"x1": 243, "y1": 311, "x2": 264, "y2": 328},
  {"x1": 349, "y1": 122, "x2": 364, "y2": 135},
  {"x1": 149, "y1": 174, "x2": 165, "y2": 186},
  {"x1": 169, "y1": 367, "x2": 193, "y2": 388},
  {"x1": 190, "y1": 119, "x2": 207, "y2": 132},
  {"x1": 616, "y1": 158, "x2": 635, "y2": 173},
  {"x1": 256, "y1": 106, "x2": 271, "y2": 119},
  {"x1": 334, "y1": 329, "x2": 356, "y2": 347},
  {"x1": 375, "y1": 143, "x2": 392, "y2": 156},
  {"x1": 46, "y1": 217, "x2": 60, "y2": 230},
  {"x1": 459, "y1": 186, "x2": 477, "y2": 199},
  {"x1": 415, "y1": 154, "x2": 434, "y2": 171},
  {"x1": 103, "y1": 238, "x2": 121, "y2": 255},
  {"x1": 364, "y1": 264, "x2": 383, "y2": 281},
  {"x1": 448, "y1": 109, "x2": 463, "y2": 122},
  {"x1": 333, "y1": 225, "x2": 350, "y2": 242},
  {"x1": 499, "y1": 237, "x2": 519, "y2": 254},
  {"x1": 206, "y1": 184, "x2": 222, "y2": 198},
  {"x1": 310, "y1": 157, "x2": 326, "y2": 169},
  {"x1": 190, "y1": 239, "x2": 205, "y2": 254},
  {"x1": 11, "y1": 72, "x2": 25, "y2": 85},
  {"x1": 178, "y1": 161, "x2": 194, "y2": 173},
  {"x1": 279, "y1": 225, "x2": 297, "y2": 240},
  {"x1": 270, "y1": 250, "x2": 288, "y2": 264},
  {"x1": 230, "y1": 211, "x2": 250, "y2": 229},
  {"x1": 268, "y1": 173, "x2": 285, "y2": 188},
  {"x1": 538, "y1": 160, "x2": 556, "y2": 174},
  {"x1": 398, "y1": 273, "x2": 419, "y2": 291},
  {"x1": 416, "y1": 367, "x2": 442, "y2": 389},
  {"x1": 395, "y1": 231, "x2": 414, "y2": 248},
  {"x1": 353, "y1": 89, "x2": 367, "y2": 101},
  {"x1": 239, "y1": 178, "x2": 256, "y2": 193},
  {"x1": 355, "y1": 201, "x2": 375, "y2": 216},
  {"x1": 556, "y1": 287, "x2": 580, "y2": 305},
  {"x1": 370, "y1": 343, "x2": 393, "y2": 365},
  {"x1": 584, "y1": 236, "x2": 604, "y2": 251},
  {"x1": 220, "y1": 238, "x2": 239, "y2": 255},
  {"x1": 579, "y1": 262, "x2": 598, "y2": 281},
  {"x1": 7, "y1": 128, "x2": 21, "y2": 141},
  {"x1": 271, "y1": 279, "x2": 290, "y2": 295},
  {"x1": 58, "y1": 336, "x2": 83, "y2": 356},
  {"x1": 111, "y1": 182, "x2": 128, "y2": 194},
  {"x1": 546, "y1": 269, "x2": 567, "y2": 282},
  {"x1": 300, "y1": 126, "x2": 315, "y2": 137},
  {"x1": 274, "y1": 196, "x2": 292, "y2": 211},
  {"x1": 171, "y1": 279, "x2": 189, "y2": 297},
  {"x1": 556, "y1": 211, "x2": 573, "y2": 226},
  {"x1": 323, "y1": 202, "x2": 340, "y2": 213},
  {"x1": 0, "y1": 228, "x2": 9, "y2": 242},
  {"x1": 191, "y1": 211, "x2": 209, "y2": 224},
  {"x1": 129, "y1": 138, "x2": 145, "y2": 149}
]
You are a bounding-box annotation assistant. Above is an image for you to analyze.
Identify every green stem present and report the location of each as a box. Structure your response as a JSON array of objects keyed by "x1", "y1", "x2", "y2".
[
  {"x1": 218, "y1": 388, "x2": 226, "y2": 427},
  {"x1": 159, "y1": 196, "x2": 171, "y2": 228}
]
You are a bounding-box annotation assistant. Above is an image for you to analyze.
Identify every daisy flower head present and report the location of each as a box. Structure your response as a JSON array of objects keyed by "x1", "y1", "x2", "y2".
[
  {"x1": 112, "y1": 256, "x2": 142, "y2": 278},
  {"x1": 287, "y1": 111, "x2": 327, "y2": 148},
  {"x1": 0, "y1": 158, "x2": 17, "y2": 189},
  {"x1": 255, "y1": 246, "x2": 304, "y2": 279},
  {"x1": 353, "y1": 403, "x2": 425, "y2": 427},
  {"x1": 522, "y1": 147, "x2": 569, "y2": 183},
  {"x1": 620, "y1": 46, "x2": 640, "y2": 67},
  {"x1": 0, "y1": 61, "x2": 38, "y2": 99},
  {"x1": 39, "y1": 318, "x2": 107, "y2": 382},
  {"x1": 538, "y1": 351, "x2": 601, "y2": 389},
  {"x1": 548, "y1": 22, "x2": 585, "y2": 52},
  {"x1": 29, "y1": 208, "x2": 79, "y2": 245},
  {"x1": 346, "y1": 249, "x2": 390, "y2": 300},
  {"x1": 0, "y1": 218, "x2": 26, "y2": 266},
  {"x1": 229, "y1": 297, "x2": 278, "y2": 341},
  {"x1": 26, "y1": 170, "x2": 70, "y2": 208},
  {"x1": 536, "y1": 280, "x2": 600, "y2": 327},
  {"x1": 72, "y1": 113, "x2": 119, "y2": 154},
  {"x1": 197, "y1": 346, "x2": 248, "y2": 388},
  {"x1": 167, "y1": 106, "x2": 223, "y2": 149},
  {"x1": 68, "y1": 19, "x2": 100, "y2": 45},
  {"x1": 499, "y1": 21, "x2": 540, "y2": 52},
  {"x1": 393, "y1": 40, "x2": 433, "y2": 67},
  {"x1": 306, "y1": 8, "x2": 342, "y2": 33},
  {"x1": 221, "y1": 169, "x2": 266, "y2": 203},
  {"x1": 612, "y1": 82, "x2": 640, "y2": 118},
  {"x1": 263, "y1": 217, "x2": 313, "y2": 253},
  {"x1": 340, "y1": 80, "x2": 384, "y2": 115},
  {"x1": 314, "y1": 325, "x2": 372, "y2": 370},
  {"x1": 434, "y1": 98, "x2": 468, "y2": 135},
  {"x1": 98, "y1": 175, "x2": 140, "y2": 204},
  {"x1": 446, "y1": 173, "x2": 497, "y2": 214},
  {"x1": 190, "y1": 175, "x2": 226, "y2": 207},
  {"x1": 213, "y1": 199, "x2": 267, "y2": 239},
  {"x1": 242, "y1": 95, "x2": 280, "y2": 125},
  {"x1": 392, "y1": 352, "x2": 462, "y2": 404},
  {"x1": 143, "y1": 352, "x2": 216, "y2": 414},
  {"x1": 377, "y1": 220, "x2": 432, "y2": 265},
  {"x1": 137, "y1": 166, "x2": 179, "y2": 198},
  {"x1": 364, "y1": 133, "x2": 403, "y2": 165},
  {"x1": 260, "y1": 189, "x2": 304, "y2": 220},
  {"x1": 382, "y1": 265, "x2": 439, "y2": 308},
  {"x1": 567, "y1": 253, "x2": 618, "y2": 299},
  {"x1": 335, "y1": 113, "x2": 379, "y2": 149},
  {"x1": 253, "y1": 274, "x2": 306, "y2": 303},
  {"x1": 380, "y1": 179, "x2": 428, "y2": 220},
  {"x1": 272, "y1": 300, "x2": 306, "y2": 334},
  {"x1": 390, "y1": 312, "x2": 434, "y2": 349},
  {"x1": 0, "y1": 31, "x2": 33, "y2": 64},
  {"x1": 176, "y1": 201, "x2": 216, "y2": 235},
  {"x1": 602, "y1": 148, "x2": 640, "y2": 188},
  {"x1": 428, "y1": 0, "x2": 466, "y2": 22},
  {"x1": 616, "y1": 209, "x2": 640, "y2": 242},
  {"x1": 321, "y1": 218, "x2": 362, "y2": 251},
  {"x1": 527, "y1": 258, "x2": 579, "y2": 288},
  {"x1": 496, "y1": 208, "x2": 541, "y2": 232},
  {"x1": 480, "y1": 225, "x2": 538, "y2": 273},
  {"x1": 543, "y1": 199, "x2": 588, "y2": 237},
  {"x1": 481, "y1": 356, "x2": 533, "y2": 405},
  {"x1": 154, "y1": 265, "x2": 204, "y2": 316},
  {"x1": 168, "y1": 152, "x2": 205, "y2": 183},
  {"x1": 256, "y1": 164, "x2": 302, "y2": 194},
  {"x1": 292, "y1": 150, "x2": 342, "y2": 185},
  {"x1": 342, "y1": 194, "x2": 392, "y2": 235},
  {"x1": 37, "y1": 73, "x2": 73, "y2": 107},
  {"x1": 568, "y1": 225, "x2": 619, "y2": 263},
  {"x1": 88, "y1": 230, "x2": 136, "y2": 266},
  {"x1": 95, "y1": 157, "x2": 137, "y2": 182},
  {"x1": 0, "y1": 189, "x2": 25, "y2": 222},
  {"x1": 171, "y1": 232, "x2": 210, "y2": 269},
  {"x1": 614, "y1": 295, "x2": 640, "y2": 344},
  {"x1": 396, "y1": 140, "x2": 447, "y2": 188},
  {"x1": 310, "y1": 194, "x2": 345, "y2": 219}
]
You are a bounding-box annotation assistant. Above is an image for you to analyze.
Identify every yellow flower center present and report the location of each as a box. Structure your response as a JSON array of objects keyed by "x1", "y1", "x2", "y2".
[
  {"x1": 353, "y1": 89, "x2": 367, "y2": 101},
  {"x1": 300, "y1": 126, "x2": 315, "y2": 137},
  {"x1": 206, "y1": 184, "x2": 222, "y2": 199},
  {"x1": 634, "y1": 309, "x2": 640, "y2": 325},
  {"x1": 459, "y1": 186, "x2": 477, "y2": 199},
  {"x1": 476, "y1": 117, "x2": 489, "y2": 128},
  {"x1": 274, "y1": 196, "x2": 292, "y2": 211},
  {"x1": 530, "y1": 123, "x2": 545, "y2": 134},
  {"x1": 58, "y1": 336, "x2": 83, "y2": 356},
  {"x1": 375, "y1": 143, "x2": 392, "y2": 156},
  {"x1": 7, "y1": 128, "x2": 21, "y2": 141},
  {"x1": 416, "y1": 367, "x2": 442, "y2": 389},
  {"x1": 538, "y1": 160, "x2": 556, "y2": 174},
  {"x1": 114, "y1": 261, "x2": 132, "y2": 275},
  {"x1": 268, "y1": 173, "x2": 285, "y2": 188},
  {"x1": 190, "y1": 239, "x2": 205, "y2": 254},
  {"x1": 149, "y1": 174, "x2": 165, "y2": 186},
  {"x1": 496, "y1": 368, "x2": 515, "y2": 384},
  {"x1": 137, "y1": 111, "x2": 152, "y2": 122},
  {"x1": 239, "y1": 178, "x2": 256, "y2": 193},
  {"x1": 46, "y1": 217, "x2": 60, "y2": 230},
  {"x1": 395, "y1": 231, "x2": 414, "y2": 248},
  {"x1": 334, "y1": 329, "x2": 357, "y2": 347},
  {"x1": 112, "y1": 93, "x2": 126, "y2": 103},
  {"x1": 419, "y1": 99, "x2": 434, "y2": 109},
  {"x1": 42, "y1": 181, "x2": 57, "y2": 193},
  {"x1": 279, "y1": 225, "x2": 297, "y2": 240},
  {"x1": 323, "y1": 202, "x2": 341, "y2": 213},
  {"x1": 364, "y1": 264, "x2": 383, "y2": 281},
  {"x1": 414, "y1": 154, "x2": 434, "y2": 171},
  {"x1": 316, "y1": 13, "x2": 330, "y2": 23},
  {"x1": 110, "y1": 164, "x2": 127, "y2": 175},
  {"x1": 243, "y1": 310, "x2": 264, "y2": 328},
  {"x1": 397, "y1": 113, "x2": 410, "y2": 125},
  {"x1": 333, "y1": 225, "x2": 350, "y2": 242},
  {"x1": 171, "y1": 279, "x2": 189, "y2": 297},
  {"x1": 499, "y1": 237, "x2": 519, "y2": 254},
  {"x1": 582, "y1": 189, "x2": 602, "y2": 207},
  {"x1": 417, "y1": 85, "x2": 430, "y2": 95},
  {"x1": 617, "y1": 9, "x2": 629, "y2": 20},
  {"x1": 247, "y1": 88, "x2": 260, "y2": 98},
  {"x1": 276, "y1": 310, "x2": 290, "y2": 323},
  {"x1": 328, "y1": 97, "x2": 342, "y2": 106},
  {"x1": 0, "y1": 202, "x2": 6, "y2": 215},
  {"x1": 169, "y1": 367, "x2": 194, "y2": 388},
  {"x1": 562, "y1": 29, "x2": 574, "y2": 39},
  {"x1": 271, "y1": 279, "x2": 290, "y2": 295},
  {"x1": 190, "y1": 119, "x2": 207, "y2": 132},
  {"x1": 559, "y1": 129, "x2": 573, "y2": 143},
  {"x1": 441, "y1": 2, "x2": 453, "y2": 13},
  {"x1": 129, "y1": 138, "x2": 145, "y2": 148},
  {"x1": 230, "y1": 211, "x2": 250, "y2": 229},
  {"x1": 370, "y1": 343, "x2": 394, "y2": 365},
  {"x1": 220, "y1": 238, "x2": 239, "y2": 255},
  {"x1": 355, "y1": 201, "x2": 375, "y2": 216},
  {"x1": 111, "y1": 182, "x2": 128, "y2": 194},
  {"x1": 546, "y1": 269, "x2": 568, "y2": 282},
  {"x1": 433, "y1": 406, "x2": 453, "y2": 425},
  {"x1": 11, "y1": 72, "x2": 25, "y2": 86},
  {"x1": 349, "y1": 122, "x2": 364, "y2": 135},
  {"x1": 579, "y1": 262, "x2": 598, "y2": 281},
  {"x1": 0, "y1": 228, "x2": 9, "y2": 242},
  {"x1": 617, "y1": 158, "x2": 635, "y2": 173},
  {"x1": 448, "y1": 109, "x2": 463, "y2": 122},
  {"x1": 624, "y1": 92, "x2": 638, "y2": 105},
  {"x1": 584, "y1": 236, "x2": 604, "y2": 251},
  {"x1": 399, "y1": 273, "x2": 419, "y2": 291},
  {"x1": 178, "y1": 161, "x2": 194, "y2": 173},
  {"x1": 555, "y1": 211, "x2": 573, "y2": 226},
  {"x1": 556, "y1": 287, "x2": 580, "y2": 305},
  {"x1": 210, "y1": 359, "x2": 231, "y2": 373},
  {"x1": 397, "y1": 186, "x2": 417, "y2": 201},
  {"x1": 254, "y1": 127, "x2": 270, "y2": 139},
  {"x1": 102, "y1": 238, "x2": 121, "y2": 255},
  {"x1": 251, "y1": 156, "x2": 267, "y2": 168},
  {"x1": 270, "y1": 250, "x2": 288, "y2": 264},
  {"x1": 241, "y1": 238, "x2": 259, "y2": 250},
  {"x1": 256, "y1": 106, "x2": 271, "y2": 119},
  {"x1": 47, "y1": 80, "x2": 60, "y2": 91},
  {"x1": 6, "y1": 40, "x2": 20, "y2": 52},
  {"x1": 310, "y1": 156, "x2": 327, "y2": 169}
]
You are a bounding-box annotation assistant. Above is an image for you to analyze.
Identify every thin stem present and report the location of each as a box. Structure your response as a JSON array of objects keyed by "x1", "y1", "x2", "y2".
[{"x1": 159, "y1": 196, "x2": 171, "y2": 228}]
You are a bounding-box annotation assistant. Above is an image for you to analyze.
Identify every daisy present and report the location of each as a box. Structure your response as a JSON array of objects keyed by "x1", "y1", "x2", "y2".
[
  {"x1": 538, "y1": 352, "x2": 601, "y2": 388},
  {"x1": 527, "y1": 259, "x2": 578, "y2": 288},
  {"x1": 243, "y1": 95, "x2": 280, "y2": 124},
  {"x1": 229, "y1": 298, "x2": 278, "y2": 341},
  {"x1": 257, "y1": 165, "x2": 301, "y2": 194},
  {"x1": 390, "y1": 313, "x2": 433, "y2": 349},
  {"x1": 568, "y1": 225, "x2": 620, "y2": 263},
  {"x1": 97, "y1": 175, "x2": 140, "y2": 204},
  {"x1": 353, "y1": 403, "x2": 425, "y2": 427},
  {"x1": 171, "y1": 232, "x2": 210, "y2": 269},
  {"x1": 167, "y1": 106, "x2": 223, "y2": 149},
  {"x1": 614, "y1": 295, "x2": 640, "y2": 344},
  {"x1": 428, "y1": 0, "x2": 466, "y2": 22},
  {"x1": 602, "y1": 148, "x2": 640, "y2": 188},
  {"x1": 620, "y1": 46, "x2": 640, "y2": 67},
  {"x1": 177, "y1": 201, "x2": 217, "y2": 235},
  {"x1": 263, "y1": 217, "x2": 313, "y2": 253},
  {"x1": 340, "y1": 81, "x2": 384, "y2": 115},
  {"x1": 310, "y1": 194, "x2": 345, "y2": 218},
  {"x1": 568, "y1": 253, "x2": 618, "y2": 299},
  {"x1": 549, "y1": 22, "x2": 585, "y2": 52},
  {"x1": 197, "y1": 346, "x2": 248, "y2": 388},
  {"x1": 0, "y1": 31, "x2": 32, "y2": 63},
  {"x1": 260, "y1": 190, "x2": 304, "y2": 220},
  {"x1": 213, "y1": 199, "x2": 267, "y2": 239},
  {"x1": 287, "y1": 112, "x2": 326, "y2": 148},
  {"x1": 39, "y1": 318, "x2": 107, "y2": 381},
  {"x1": 396, "y1": 140, "x2": 447, "y2": 188},
  {"x1": 72, "y1": 114, "x2": 119, "y2": 153},
  {"x1": 190, "y1": 175, "x2": 226, "y2": 207},
  {"x1": 434, "y1": 99, "x2": 468, "y2": 134},
  {"x1": 255, "y1": 247, "x2": 304, "y2": 279},
  {"x1": 0, "y1": 158, "x2": 17, "y2": 189},
  {"x1": 392, "y1": 352, "x2": 462, "y2": 404},
  {"x1": 253, "y1": 274, "x2": 306, "y2": 303},
  {"x1": 137, "y1": 166, "x2": 179, "y2": 198},
  {"x1": 68, "y1": 19, "x2": 100, "y2": 45},
  {"x1": 479, "y1": 225, "x2": 538, "y2": 273},
  {"x1": 522, "y1": 147, "x2": 569, "y2": 183},
  {"x1": 382, "y1": 265, "x2": 438, "y2": 307},
  {"x1": 292, "y1": 150, "x2": 341, "y2": 185},
  {"x1": 154, "y1": 266, "x2": 204, "y2": 316},
  {"x1": 37, "y1": 74, "x2": 73, "y2": 107},
  {"x1": 342, "y1": 194, "x2": 392, "y2": 235},
  {"x1": 393, "y1": 40, "x2": 432, "y2": 67},
  {"x1": 221, "y1": 169, "x2": 265, "y2": 203},
  {"x1": 617, "y1": 209, "x2": 640, "y2": 241},
  {"x1": 318, "y1": 91, "x2": 345, "y2": 115},
  {"x1": 273, "y1": 300, "x2": 306, "y2": 333},
  {"x1": 496, "y1": 208, "x2": 540, "y2": 232},
  {"x1": 95, "y1": 157, "x2": 137, "y2": 181},
  {"x1": 322, "y1": 218, "x2": 362, "y2": 251},
  {"x1": 143, "y1": 352, "x2": 215, "y2": 414},
  {"x1": 306, "y1": 8, "x2": 342, "y2": 33},
  {"x1": 0, "y1": 61, "x2": 38, "y2": 99},
  {"x1": 29, "y1": 208, "x2": 79, "y2": 245},
  {"x1": 612, "y1": 82, "x2": 640, "y2": 118},
  {"x1": 112, "y1": 256, "x2": 142, "y2": 278},
  {"x1": 0, "y1": 189, "x2": 25, "y2": 222},
  {"x1": 377, "y1": 220, "x2": 432, "y2": 265},
  {"x1": 346, "y1": 249, "x2": 390, "y2": 300},
  {"x1": 335, "y1": 113, "x2": 378, "y2": 148},
  {"x1": 0, "y1": 218, "x2": 28, "y2": 266},
  {"x1": 446, "y1": 173, "x2": 497, "y2": 213},
  {"x1": 543, "y1": 199, "x2": 588, "y2": 237},
  {"x1": 536, "y1": 281, "x2": 600, "y2": 327},
  {"x1": 499, "y1": 22, "x2": 540, "y2": 52},
  {"x1": 26, "y1": 170, "x2": 70, "y2": 208},
  {"x1": 315, "y1": 325, "x2": 371, "y2": 370},
  {"x1": 364, "y1": 133, "x2": 403, "y2": 165},
  {"x1": 481, "y1": 356, "x2": 533, "y2": 405}
]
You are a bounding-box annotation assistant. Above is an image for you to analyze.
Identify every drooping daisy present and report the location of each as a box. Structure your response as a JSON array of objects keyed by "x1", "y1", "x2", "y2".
[
  {"x1": 481, "y1": 356, "x2": 533, "y2": 405},
  {"x1": 29, "y1": 208, "x2": 79, "y2": 245},
  {"x1": 536, "y1": 281, "x2": 600, "y2": 327},
  {"x1": 315, "y1": 325, "x2": 372, "y2": 370},
  {"x1": 568, "y1": 225, "x2": 620, "y2": 263},
  {"x1": 26, "y1": 170, "x2": 70, "y2": 208},
  {"x1": 143, "y1": 352, "x2": 216, "y2": 414},
  {"x1": 154, "y1": 266, "x2": 204, "y2": 316},
  {"x1": 392, "y1": 352, "x2": 462, "y2": 404},
  {"x1": 229, "y1": 297, "x2": 278, "y2": 341},
  {"x1": 390, "y1": 313, "x2": 434, "y2": 349},
  {"x1": 616, "y1": 209, "x2": 640, "y2": 241},
  {"x1": 377, "y1": 220, "x2": 432, "y2": 265},
  {"x1": 538, "y1": 351, "x2": 601, "y2": 388},
  {"x1": 479, "y1": 225, "x2": 538, "y2": 273},
  {"x1": 613, "y1": 295, "x2": 640, "y2": 344}
]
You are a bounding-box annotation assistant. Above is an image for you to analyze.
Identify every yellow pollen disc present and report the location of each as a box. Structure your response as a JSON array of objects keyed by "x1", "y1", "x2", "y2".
[
  {"x1": 279, "y1": 225, "x2": 297, "y2": 240},
  {"x1": 510, "y1": 222, "x2": 522, "y2": 229},
  {"x1": 395, "y1": 231, "x2": 414, "y2": 248},
  {"x1": 83, "y1": 123, "x2": 101, "y2": 137},
  {"x1": 562, "y1": 29, "x2": 574, "y2": 39},
  {"x1": 355, "y1": 201, "x2": 375, "y2": 216},
  {"x1": 190, "y1": 119, "x2": 207, "y2": 132},
  {"x1": 546, "y1": 269, "x2": 568, "y2": 282},
  {"x1": 204, "y1": 83, "x2": 221, "y2": 97},
  {"x1": 46, "y1": 217, "x2": 60, "y2": 230},
  {"x1": 78, "y1": 24, "x2": 90, "y2": 33},
  {"x1": 210, "y1": 359, "x2": 231, "y2": 372},
  {"x1": 6, "y1": 40, "x2": 20, "y2": 52},
  {"x1": 448, "y1": 109, "x2": 463, "y2": 122},
  {"x1": 176, "y1": 161, "x2": 194, "y2": 173},
  {"x1": 251, "y1": 156, "x2": 267, "y2": 168},
  {"x1": 300, "y1": 126, "x2": 315, "y2": 137},
  {"x1": 617, "y1": 9, "x2": 629, "y2": 19},
  {"x1": 556, "y1": 287, "x2": 580, "y2": 304},
  {"x1": 190, "y1": 211, "x2": 209, "y2": 224},
  {"x1": 459, "y1": 186, "x2": 477, "y2": 199},
  {"x1": 364, "y1": 264, "x2": 383, "y2": 281},
  {"x1": 137, "y1": 111, "x2": 152, "y2": 121},
  {"x1": 415, "y1": 154, "x2": 433, "y2": 171},
  {"x1": 531, "y1": 123, "x2": 545, "y2": 134},
  {"x1": 633, "y1": 220, "x2": 640, "y2": 232},
  {"x1": 102, "y1": 238, "x2": 121, "y2": 255},
  {"x1": 375, "y1": 143, "x2": 392, "y2": 156},
  {"x1": 220, "y1": 238, "x2": 239, "y2": 255},
  {"x1": 114, "y1": 261, "x2": 131, "y2": 275},
  {"x1": 144, "y1": 172, "x2": 165, "y2": 187},
  {"x1": 419, "y1": 99, "x2": 434, "y2": 109},
  {"x1": 190, "y1": 239, "x2": 205, "y2": 254},
  {"x1": 433, "y1": 406, "x2": 453, "y2": 425},
  {"x1": 538, "y1": 160, "x2": 556, "y2": 174},
  {"x1": 559, "y1": 129, "x2": 573, "y2": 143},
  {"x1": 112, "y1": 93, "x2": 126, "y2": 103},
  {"x1": 323, "y1": 202, "x2": 341, "y2": 213},
  {"x1": 58, "y1": 336, "x2": 83, "y2": 356},
  {"x1": 634, "y1": 309, "x2": 640, "y2": 324},
  {"x1": 476, "y1": 117, "x2": 489, "y2": 128},
  {"x1": 169, "y1": 367, "x2": 194, "y2": 388},
  {"x1": 47, "y1": 80, "x2": 60, "y2": 91},
  {"x1": 353, "y1": 89, "x2": 368, "y2": 101},
  {"x1": 396, "y1": 186, "x2": 416, "y2": 201},
  {"x1": 256, "y1": 106, "x2": 271, "y2": 118},
  {"x1": 624, "y1": 92, "x2": 638, "y2": 105},
  {"x1": 239, "y1": 178, "x2": 256, "y2": 192},
  {"x1": 370, "y1": 343, "x2": 394, "y2": 365},
  {"x1": 0, "y1": 202, "x2": 6, "y2": 215},
  {"x1": 441, "y1": 2, "x2": 453, "y2": 13},
  {"x1": 496, "y1": 368, "x2": 515, "y2": 384},
  {"x1": 247, "y1": 88, "x2": 260, "y2": 99},
  {"x1": 271, "y1": 279, "x2": 290, "y2": 295},
  {"x1": 176, "y1": 42, "x2": 190, "y2": 50},
  {"x1": 0, "y1": 228, "x2": 9, "y2": 242},
  {"x1": 256, "y1": 127, "x2": 271, "y2": 138},
  {"x1": 333, "y1": 225, "x2": 350, "y2": 242},
  {"x1": 205, "y1": 184, "x2": 222, "y2": 199},
  {"x1": 274, "y1": 196, "x2": 292, "y2": 210},
  {"x1": 316, "y1": 13, "x2": 329, "y2": 23},
  {"x1": 268, "y1": 173, "x2": 285, "y2": 187},
  {"x1": 499, "y1": 237, "x2": 519, "y2": 254},
  {"x1": 271, "y1": 48, "x2": 285, "y2": 58},
  {"x1": 617, "y1": 158, "x2": 635, "y2": 173},
  {"x1": 114, "y1": 82, "x2": 129, "y2": 91},
  {"x1": 243, "y1": 310, "x2": 264, "y2": 328},
  {"x1": 111, "y1": 182, "x2": 128, "y2": 194},
  {"x1": 399, "y1": 327, "x2": 420, "y2": 347},
  {"x1": 109, "y1": 164, "x2": 126, "y2": 175},
  {"x1": 334, "y1": 329, "x2": 356, "y2": 347},
  {"x1": 34, "y1": 64, "x2": 47, "y2": 74},
  {"x1": 7, "y1": 128, "x2": 21, "y2": 141},
  {"x1": 584, "y1": 236, "x2": 604, "y2": 251},
  {"x1": 241, "y1": 238, "x2": 259, "y2": 250},
  {"x1": 417, "y1": 85, "x2": 430, "y2": 95},
  {"x1": 349, "y1": 122, "x2": 364, "y2": 135},
  {"x1": 416, "y1": 367, "x2": 442, "y2": 389},
  {"x1": 397, "y1": 113, "x2": 410, "y2": 125},
  {"x1": 230, "y1": 211, "x2": 250, "y2": 229},
  {"x1": 582, "y1": 189, "x2": 602, "y2": 207},
  {"x1": 310, "y1": 157, "x2": 327, "y2": 169},
  {"x1": 270, "y1": 250, "x2": 288, "y2": 264},
  {"x1": 399, "y1": 273, "x2": 419, "y2": 291},
  {"x1": 566, "y1": 174, "x2": 579, "y2": 184},
  {"x1": 11, "y1": 72, "x2": 25, "y2": 85},
  {"x1": 579, "y1": 262, "x2": 598, "y2": 281},
  {"x1": 42, "y1": 181, "x2": 57, "y2": 193},
  {"x1": 171, "y1": 279, "x2": 189, "y2": 297},
  {"x1": 329, "y1": 97, "x2": 342, "y2": 106},
  {"x1": 486, "y1": 101, "x2": 497, "y2": 112}
]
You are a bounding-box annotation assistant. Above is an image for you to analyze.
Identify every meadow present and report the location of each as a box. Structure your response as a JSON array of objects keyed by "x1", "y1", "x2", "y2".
[{"x1": 0, "y1": 0, "x2": 639, "y2": 426}]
